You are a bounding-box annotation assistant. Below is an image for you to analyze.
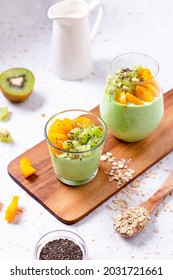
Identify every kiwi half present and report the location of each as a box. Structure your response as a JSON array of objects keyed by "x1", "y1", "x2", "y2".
[{"x1": 0, "y1": 67, "x2": 35, "y2": 102}]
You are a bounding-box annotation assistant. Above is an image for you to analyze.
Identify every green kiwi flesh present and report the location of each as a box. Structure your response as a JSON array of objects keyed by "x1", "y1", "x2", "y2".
[
  {"x1": 0, "y1": 106, "x2": 9, "y2": 121},
  {"x1": 0, "y1": 128, "x2": 13, "y2": 143},
  {"x1": 0, "y1": 68, "x2": 35, "y2": 102}
]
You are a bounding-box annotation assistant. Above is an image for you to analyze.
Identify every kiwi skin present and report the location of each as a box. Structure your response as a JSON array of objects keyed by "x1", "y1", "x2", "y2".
[
  {"x1": 0, "y1": 67, "x2": 35, "y2": 102},
  {"x1": 1, "y1": 89, "x2": 33, "y2": 102}
]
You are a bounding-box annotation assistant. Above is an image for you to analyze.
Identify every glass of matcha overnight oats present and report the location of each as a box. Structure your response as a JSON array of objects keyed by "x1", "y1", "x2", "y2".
[
  {"x1": 100, "y1": 52, "x2": 164, "y2": 142},
  {"x1": 45, "y1": 109, "x2": 107, "y2": 186}
]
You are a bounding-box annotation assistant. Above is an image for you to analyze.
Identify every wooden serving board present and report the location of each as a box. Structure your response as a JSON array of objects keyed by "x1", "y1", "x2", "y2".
[{"x1": 8, "y1": 89, "x2": 173, "y2": 224}]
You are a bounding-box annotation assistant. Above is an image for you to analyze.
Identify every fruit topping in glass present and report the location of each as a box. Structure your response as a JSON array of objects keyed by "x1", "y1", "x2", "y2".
[
  {"x1": 105, "y1": 65, "x2": 161, "y2": 105},
  {"x1": 47, "y1": 116, "x2": 104, "y2": 158}
]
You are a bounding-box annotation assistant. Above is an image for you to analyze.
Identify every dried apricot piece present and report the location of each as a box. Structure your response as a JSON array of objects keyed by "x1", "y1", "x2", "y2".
[
  {"x1": 48, "y1": 119, "x2": 67, "y2": 134},
  {"x1": 49, "y1": 118, "x2": 76, "y2": 134},
  {"x1": 135, "y1": 85, "x2": 153, "y2": 102},
  {"x1": 126, "y1": 92, "x2": 144, "y2": 105},
  {"x1": 62, "y1": 118, "x2": 76, "y2": 132},
  {"x1": 48, "y1": 132, "x2": 68, "y2": 149},
  {"x1": 116, "y1": 90, "x2": 127, "y2": 104},
  {"x1": 149, "y1": 78, "x2": 160, "y2": 90},
  {"x1": 5, "y1": 196, "x2": 19, "y2": 223},
  {"x1": 143, "y1": 82, "x2": 159, "y2": 97},
  {"x1": 48, "y1": 144, "x2": 61, "y2": 156},
  {"x1": 20, "y1": 157, "x2": 36, "y2": 178},
  {"x1": 74, "y1": 116, "x2": 92, "y2": 128},
  {"x1": 139, "y1": 68, "x2": 153, "y2": 81}
]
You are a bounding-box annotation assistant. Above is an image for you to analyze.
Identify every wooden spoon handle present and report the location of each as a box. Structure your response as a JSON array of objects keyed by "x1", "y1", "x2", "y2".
[{"x1": 140, "y1": 172, "x2": 173, "y2": 213}]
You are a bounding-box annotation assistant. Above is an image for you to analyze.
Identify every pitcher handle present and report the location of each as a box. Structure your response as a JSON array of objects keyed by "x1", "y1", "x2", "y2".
[{"x1": 88, "y1": 0, "x2": 104, "y2": 42}]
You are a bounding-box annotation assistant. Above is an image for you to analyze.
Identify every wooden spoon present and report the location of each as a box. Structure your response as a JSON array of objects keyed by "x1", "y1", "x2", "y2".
[{"x1": 113, "y1": 172, "x2": 173, "y2": 237}]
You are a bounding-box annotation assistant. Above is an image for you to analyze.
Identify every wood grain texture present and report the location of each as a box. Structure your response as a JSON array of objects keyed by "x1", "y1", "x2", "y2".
[
  {"x1": 8, "y1": 89, "x2": 173, "y2": 224},
  {"x1": 141, "y1": 172, "x2": 173, "y2": 213}
]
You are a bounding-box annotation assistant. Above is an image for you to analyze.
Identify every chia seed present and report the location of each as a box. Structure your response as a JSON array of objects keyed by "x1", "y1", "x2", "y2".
[{"x1": 39, "y1": 238, "x2": 83, "y2": 260}]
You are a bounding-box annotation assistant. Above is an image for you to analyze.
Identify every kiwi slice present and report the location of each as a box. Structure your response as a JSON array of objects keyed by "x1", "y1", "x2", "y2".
[
  {"x1": 0, "y1": 67, "x2": 35, "y2": 102},
  {"x1": 0, "y1": 128, "x2": 13, "y2": 143},
  {"x1": 0, "y1": 106, "x2": 9, "y2": 121}
]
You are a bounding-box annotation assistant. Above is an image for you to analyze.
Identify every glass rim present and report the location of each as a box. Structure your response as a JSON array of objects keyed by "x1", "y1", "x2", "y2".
[
  {"x1": 110, "y1": 52, "x2": 160, "y2": 83},
  {"x1": 35, "y1": 229, "x2": 87, "y2": 260},
  {"x1": 44, "y1": 109, "x2": 108, "y2": 154}
]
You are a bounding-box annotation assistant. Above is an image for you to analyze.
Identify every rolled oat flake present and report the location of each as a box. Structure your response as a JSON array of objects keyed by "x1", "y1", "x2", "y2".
[
  {"x1": 39, "y1": 238, "x2": 83, "y2": 260},
  {"x1": 113, "y1": 206, "x2": 150, "y2": 237}
]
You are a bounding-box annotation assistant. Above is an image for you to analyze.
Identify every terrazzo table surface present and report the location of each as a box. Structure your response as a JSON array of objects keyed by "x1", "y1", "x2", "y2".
[{"x1": 0, "y1": 0, "x2": 173, "y2": 260}]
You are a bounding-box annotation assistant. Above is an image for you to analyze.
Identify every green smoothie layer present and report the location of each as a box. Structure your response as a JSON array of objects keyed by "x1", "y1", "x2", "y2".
[
  {"x1": 100, "y1": 92, "x2": 164, "y2": 142},
  {"x1": 51, "y1": 149, "x2": 101, "y2": 182}
]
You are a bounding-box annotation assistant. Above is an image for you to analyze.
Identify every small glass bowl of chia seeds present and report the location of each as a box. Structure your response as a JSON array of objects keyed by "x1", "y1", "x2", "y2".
[{"x1": 35, "y1": 229, "x2": 87, "y2": 260}]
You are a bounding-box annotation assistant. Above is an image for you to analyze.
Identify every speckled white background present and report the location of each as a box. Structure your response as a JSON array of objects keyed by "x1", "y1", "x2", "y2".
[{"x1": 0, "y1": 0, "x2": 173, "y2": 260}]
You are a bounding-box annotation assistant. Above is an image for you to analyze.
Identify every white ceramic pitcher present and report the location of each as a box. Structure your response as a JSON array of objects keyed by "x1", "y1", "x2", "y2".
[{"x1": 47, "y1": 0, "x2": 104, "y2": 80}]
